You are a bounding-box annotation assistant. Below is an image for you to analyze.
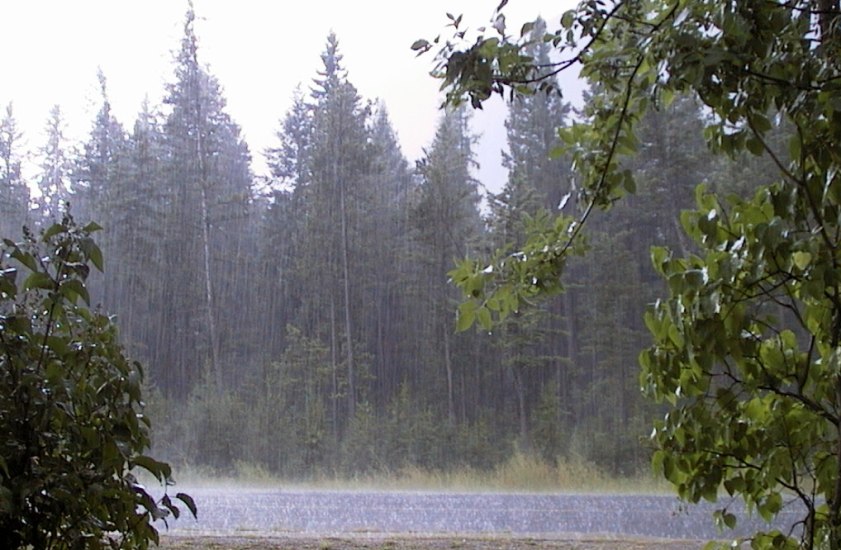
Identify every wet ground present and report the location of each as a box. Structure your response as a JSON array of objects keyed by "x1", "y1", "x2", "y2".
[
  {"x1": 160, "y1": 533, "x2": 702, "y2": 549},
  {"x1": 159, "y1": 487, "x2": 798, "y2": 543}
]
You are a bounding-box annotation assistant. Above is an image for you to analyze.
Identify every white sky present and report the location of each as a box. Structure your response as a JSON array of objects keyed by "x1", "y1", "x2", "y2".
[{"x1": 1, "y1": 0, "x2": 578, "y2": 194}]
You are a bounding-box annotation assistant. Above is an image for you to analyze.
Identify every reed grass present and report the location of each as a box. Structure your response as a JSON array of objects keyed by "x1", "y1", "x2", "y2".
[{"x1": 164, "y1": 452, "x2": 670, "y2": 494}]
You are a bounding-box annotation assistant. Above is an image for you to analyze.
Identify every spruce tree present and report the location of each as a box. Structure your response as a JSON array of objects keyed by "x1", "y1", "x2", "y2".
[
  {"x1": 0, "y1": 103, "x2": 29, "y2": 239},
  {"x1": 412, "y1": 106, "x2": 483, "y2": 425},
  {"x1": 157, "y1": 6, "x2": 253, "y2": 397},
  {"x1": 35, "y1": 105, "x2": 71, "y2": 224}
]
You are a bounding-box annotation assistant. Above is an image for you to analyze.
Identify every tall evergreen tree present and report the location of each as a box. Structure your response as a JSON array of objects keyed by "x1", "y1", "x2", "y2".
[
  {"x1": 71, "y1": 70, "x2": 129, "y2": 308},
  {"x1": 503, "y1": 18, "x2": 573, "y2": 212},
  {"x1": 156, "y1": 6, "x2": 253, "y2": 397},
  {"x1": 362, "y1": 105, "x2": 415, "y2": 405},
  {"x1": 35, "y1": 105, "x2": 71, "y2": 223},
  {"x1": 260, "y1": 89, "x2": 313, "y2": 360},
  {"x1": 0, "y1": 103, "x2": 29, "y2": 239},
  {"x1": 300, "y1": 32, "x2": 372, "y2": 422},
  {"x1": 411, "y1": 106, "x2": 483, "y2": 425},
  {"x1": 116, "y1": 100, "x2": 168, "y2": 359},
  {"x1": 486, "y1": 20, "x2": 575, "y2": 451},
  {"x1": 72, "y1": 70, "x2": 127, "y2": 226}
]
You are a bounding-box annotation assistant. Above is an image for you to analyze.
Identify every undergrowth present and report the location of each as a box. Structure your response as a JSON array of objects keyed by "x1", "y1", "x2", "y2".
[{"x1": 162, "y1": 451, "x2": 669, "y2": 494}]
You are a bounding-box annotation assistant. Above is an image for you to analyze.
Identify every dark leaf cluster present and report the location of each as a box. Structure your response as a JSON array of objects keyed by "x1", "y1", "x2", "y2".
[{"x1": 0, "y1": 216, "x2": 194, "y2": 549}]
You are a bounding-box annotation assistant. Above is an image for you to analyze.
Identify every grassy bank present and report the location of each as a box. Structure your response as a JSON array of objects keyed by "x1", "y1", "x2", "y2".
[{"x1": 163, "y1": 452, "x2": 670, "y2": 494}]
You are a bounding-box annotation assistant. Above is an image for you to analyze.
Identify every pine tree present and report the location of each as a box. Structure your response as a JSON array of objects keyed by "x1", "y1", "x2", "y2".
[
  {"x1": 156, "y1": 6, "x2": 254, "y2": 397},
  {"x1": 503, "y1": 18, "x2": 573, "y2": 212},
  {"x1": 411, "y1": 106, "x2": 483, "y2": 425},
  {"x1": 72, "y1": 70, "x2": 127, "y2": 226},
  {"x1": 300, "y1": 32, "x2": 372, "y2": 422},
  {"x1": 487, "y1": 20, "x2": 576, "y2": 452},
  {"x1": 260, "y1": 90, "x2": 313, "y2": 360},
  {"x1": 361, "y1": 105, "x2": 415, "y2": 406},
  {"x1": 0, "y1": 103, "x2": 29, "y2": 239},
  {"x1": 111, "y1": 99, "x2": 168, "y2": 360},
  {"x1": 35, "y1": 105, "x2": 71, "y2": 224},
  {"x1": 71, "y1": 70, "x2": 129, "y2": 308}
]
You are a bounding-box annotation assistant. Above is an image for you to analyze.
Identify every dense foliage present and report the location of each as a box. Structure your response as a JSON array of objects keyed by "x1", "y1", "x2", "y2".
[
  {"x1": 425, "y1": 0, "x2": 841, "y2": 547},
  {"x1": 0, "y1": 216, "x2": 194, "y2": 549}
]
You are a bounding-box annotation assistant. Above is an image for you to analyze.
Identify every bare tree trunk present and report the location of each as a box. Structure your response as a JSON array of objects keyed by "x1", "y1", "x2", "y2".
[
  {"x1": 339, "y1": 178, "x2": 355, "y2": 419},
  {"x1": 194, "y1": 76, "x2": 220, "y2": 393},
  {"x1": 330, "y1": 295, "x2": 339, "y2": 440},
  {"x1": 443, "y1": 323, "x2": 455, "y2": 424},
  {"x1": 513, "y1": 365, "x2": 528, "y2": 447},
  {"x1": 563, "y1": 291, "x2": 576, "y2": 423},
  {"x1": 199, "y1": 184, "x2": 221, "y2": 392}
]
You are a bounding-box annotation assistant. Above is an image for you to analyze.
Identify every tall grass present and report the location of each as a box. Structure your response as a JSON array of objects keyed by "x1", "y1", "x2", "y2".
[{"x1": 166, "y1": 452, "x2": 670, "y2": 494}]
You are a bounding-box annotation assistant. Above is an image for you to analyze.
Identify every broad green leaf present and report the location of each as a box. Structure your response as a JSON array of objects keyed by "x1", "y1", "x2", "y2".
[
  {"x1": 59, "y1": 279, "x2": 91, "y2": 305},
  {"x1": 175, "y1": 492, "x2": 198, "y2": 518},
  {"x1": 80, "y1": 237, "x2": 104, "y2": 272},
  {"x1": 561, "y1": 10, "x2": 574, "y2": 29},
  {"x1": 10, "y1": 248, "x2": 37, "y2": 272},
  {"x1": 476, "y1": 306, "x2": 492, "y2": 330},
  {"x1": 456, "y1": 300, "x2": 476, "y2": 332},
  {"x1": 42, "y1": 223, "x2": 64, "y2": 240},
  {"x1": 82, "y1": 221, "x2": 103, "y2": 233},
  {"x1": 23, "y1": 271, "x2": 54, "y2": 291},
  {"x1": 792, "y1": 251, "x2": 811, "y2": 270}
]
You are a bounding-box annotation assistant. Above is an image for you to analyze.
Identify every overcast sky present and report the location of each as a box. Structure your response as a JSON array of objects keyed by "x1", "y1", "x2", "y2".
[{"x1": 1, "y1": 0, "x2": 578, "y2": 195}]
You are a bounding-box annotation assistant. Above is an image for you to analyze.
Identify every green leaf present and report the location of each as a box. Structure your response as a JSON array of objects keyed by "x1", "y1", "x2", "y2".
[
  {"x1": 723, "y1": 512, "x2": 736, "y2": 529},
  {"x1": 0, "y1": 269, "x2": 16, "y2": 297},
  {"x1": 476, "y1": 306, "x2": 492, "y2": 330},
  {"x1": 42, "y1": 223, "x2": 65, "y2": 240},
  {"x1": 80, "y1": 238, "x2": 104, "y2": 272},
  {"x1": 561, "y1": 10, "x2": 574, "y2": 29},
  {"x1": 23, "y1": 271, "x2": 54, "y2": 291},
  {"x1": 456, "y1": 301, "x2": 476, "y2": 332},
  {"x1": 792, "y1": 251, "x2": 811, "y2": 270},
  {"x1": 59, "y1": 279, "x2": 91, "y2": 305},
  {"x1": 133, "y1": 455, "x2": 172, "y2": 482},
  {"x1": 10, "y1": 248, "x2": 37, "y2": 272},
  {"x1": 175, "y1": 492, "x2": 198, "y2": 519},
  {"x1": 667, "y1": 324, "x2": 684, "y2": 347},
  {"x1": 746, "y1": 137, "x2": 764, "y2": 156},
  {"x1": 411, "y1": 39, "x2": 430, "y2": 52}
]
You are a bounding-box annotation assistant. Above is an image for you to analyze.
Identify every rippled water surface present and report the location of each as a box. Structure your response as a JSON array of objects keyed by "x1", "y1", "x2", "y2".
[{"x1": 158, "y1": 488, "x2": 801, "y2": 541}]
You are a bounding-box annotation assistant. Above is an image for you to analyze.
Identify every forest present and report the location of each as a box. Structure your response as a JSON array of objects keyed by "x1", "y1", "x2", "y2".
[{"x1": 0, "y1": 8, "x2": 768, "y2": 479}]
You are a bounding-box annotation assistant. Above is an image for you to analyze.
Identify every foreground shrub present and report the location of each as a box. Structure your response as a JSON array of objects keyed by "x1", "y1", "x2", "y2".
[{"x1": 0, "y1": 217, "x2": 194, "y2": 549}]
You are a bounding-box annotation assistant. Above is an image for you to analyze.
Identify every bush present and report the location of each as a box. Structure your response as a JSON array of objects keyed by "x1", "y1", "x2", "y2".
[{"x1": 0, "y1": 217, "x2": 194, "y2": 549}]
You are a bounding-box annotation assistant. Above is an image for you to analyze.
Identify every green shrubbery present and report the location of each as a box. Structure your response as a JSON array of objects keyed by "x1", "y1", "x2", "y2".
[
  {"x1": 148, "y1": 367, "x2": 651, "y2": 485},
  {"x1": 0, "y1": 217, "x2": 193, "y2": 549}
]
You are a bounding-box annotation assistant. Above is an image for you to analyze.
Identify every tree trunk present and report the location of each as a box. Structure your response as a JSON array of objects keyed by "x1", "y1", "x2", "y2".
[
  {"x1": 330, "y1": 295, "x2": 339, "y2": 440},
  {"x1": 199, "y1": 184, "x2": 221, "y2": 392},
  {"x1": 513, "y1": 364, "x2": 528, "y2": 447},
  {"x1": 443, "y1": 323, "x2": 455, "y2": 424},
  {"x1": 339, "y1": 177, "x2": 355, "y2": 419},
  {"x1": 194, "y1": 79, "x2": 220, "y2": 393}
]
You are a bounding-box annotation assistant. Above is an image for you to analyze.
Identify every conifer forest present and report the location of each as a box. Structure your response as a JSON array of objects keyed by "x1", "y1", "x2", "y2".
[{"x1": 0, "y1": 9, "x2": 765, "y2": 479}]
